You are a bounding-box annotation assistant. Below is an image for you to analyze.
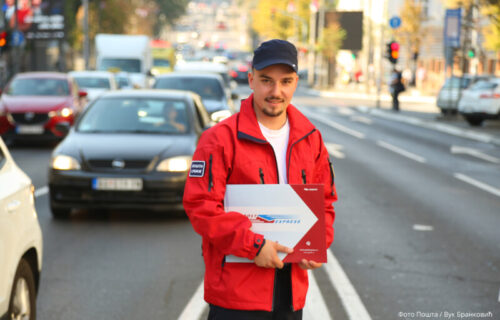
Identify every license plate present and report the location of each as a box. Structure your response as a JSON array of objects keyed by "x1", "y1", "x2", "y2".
[
  {"x1": 92, "y1": 178, "x2": 143, "y2": 191},
  {"x1": 16, "y1": 125, "x2": 44, "y2": 134}
]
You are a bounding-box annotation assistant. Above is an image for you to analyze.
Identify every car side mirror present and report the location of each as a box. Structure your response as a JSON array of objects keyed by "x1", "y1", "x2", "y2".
[
  {"x1": 79, "y1": 90, "x2": 88, "y2": 98},
  {"x1": 54, "y1": 122, "x2": 71, "y2": 135}
]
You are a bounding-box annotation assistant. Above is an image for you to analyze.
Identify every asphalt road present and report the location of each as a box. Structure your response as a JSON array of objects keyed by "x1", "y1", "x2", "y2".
[{"x1": 8, "y1": 84, "x2": 499, "y2": 320}]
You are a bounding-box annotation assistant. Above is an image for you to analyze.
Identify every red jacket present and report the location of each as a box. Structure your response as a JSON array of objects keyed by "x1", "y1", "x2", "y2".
[{"x1": 183, "y1": 94, "x2": 337, "y2": 311}]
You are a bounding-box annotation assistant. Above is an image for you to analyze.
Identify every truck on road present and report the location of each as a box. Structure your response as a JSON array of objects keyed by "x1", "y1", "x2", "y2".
[{"x1": 95, "y1": 34, "x2": 152, "y2": 88}]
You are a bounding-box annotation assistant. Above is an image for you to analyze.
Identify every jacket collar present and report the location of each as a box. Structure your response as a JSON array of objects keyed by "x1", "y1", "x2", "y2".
[{"x1": 237, "y1": 94, "x2": 316, "y2": 144}]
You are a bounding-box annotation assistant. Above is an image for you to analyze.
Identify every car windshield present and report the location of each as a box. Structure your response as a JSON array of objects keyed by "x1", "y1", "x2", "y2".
[
  {"x1": 77, "y1": 97, "x2": 190, "y2": 134},
  {"x1": 443, "y1": 77, "x2": 471, "y2": 89},
  {"x1": 153, "y1": 59, "x2": 171, "y2": 67},
  {"x1": 154, "y1": 77, "x2": 224, "y2": 100},
  {"x1": 99, "y1": 58, "x2": 141, "y2": 73},
  {"x1": 7, "y1": 78, "x2": 70, "y2": 96},
  {"x1": 74, "y1": 77, "x2": 111, "y2": 89},
  {"x1": 469, "y1": 80, "x2": 498, "y2": 90}
]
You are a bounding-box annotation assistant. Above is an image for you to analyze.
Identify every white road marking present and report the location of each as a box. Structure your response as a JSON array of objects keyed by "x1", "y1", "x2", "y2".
[
  {"x1": 413, "y1": 224, "x2": 434, "y2": 231},
  {"x1": 324, "y1": 250, "x2": 372, "y2": 320},
  {"x1": 34, "y1": 186, "x2": 49, "y2": 198},
  {"x1": 179, "y1": 250, "x2": 371, "y2": 320},
  {"x1": 325, "y1": 143, "x2": 346, "y2": 159},
  {"x1": 304, "y1": 270, "x2": 332, "y2": 319},
  {"x1": 377, "y1": 141, "x2": 427, "y2": 163},
  {"x1": 450, "y1": 146, "x2": 500, "y2": 164},
  {"x1": 178, "y1": 280, "x2": 206, "y2": 320},
  {"x1": 337, "y1": 108, "x2": 355, "y2": 116},
  {"x1": 350, "y1": 116, "x2": 373, "y2": 125},
  {"x1": 454, "y1": 173, "x2": 500, "y2": 198},
  {"x1": 304, "y1": 111, "x2": 366, "y2": 139}
]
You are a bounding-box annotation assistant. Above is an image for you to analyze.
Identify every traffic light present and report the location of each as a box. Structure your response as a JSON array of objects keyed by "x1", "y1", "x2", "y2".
[
  {"x1": 0, "y1": 31, "x2": 10, "y2": 54},
  {"x1": 386, "y1": 41, "x2": 399, "y2": 64}
]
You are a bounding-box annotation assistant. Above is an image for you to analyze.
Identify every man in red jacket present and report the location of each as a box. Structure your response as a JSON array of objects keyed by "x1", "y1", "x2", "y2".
[{"x1": 183, "y1": 39, "x2": 337, "y2": 319}]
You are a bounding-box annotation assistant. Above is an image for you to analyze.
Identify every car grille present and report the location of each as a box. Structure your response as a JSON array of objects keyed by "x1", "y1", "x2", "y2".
[
  {"x1": 11, "y1": 112, "x2": 49, "y2": 125},
  {"x1": 87, "y1": 159, "x2": 152, "y2": 170}
]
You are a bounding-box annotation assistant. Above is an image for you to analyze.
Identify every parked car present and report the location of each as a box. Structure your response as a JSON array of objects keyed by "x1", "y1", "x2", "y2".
[
  {"x1": 458, "y1": 77, "x2": 500, "y2": 126},
  {"x1": 0, "y1": 137, "x2": 43, "y2": 320},
  {"x1": 48, "y1": 89, "x2": 212, "y2": 219},
  {"x1": 436, "y1": 75, "x2": 490, "y2": 114},
  {"x1": 0, "y1": 72, "x2": 87, "y2": 145},
  {"x1": 153, "y1": 72, "x2": 235, "y2": 122},
  {"x1": 69, "y1": 70, "x2": 118, "y2": 101}
]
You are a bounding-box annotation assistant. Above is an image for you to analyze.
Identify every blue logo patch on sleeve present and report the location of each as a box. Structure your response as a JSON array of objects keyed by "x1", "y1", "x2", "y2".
[{"x1": 189, "y1": 161, "x2": 206, "y2": 177}]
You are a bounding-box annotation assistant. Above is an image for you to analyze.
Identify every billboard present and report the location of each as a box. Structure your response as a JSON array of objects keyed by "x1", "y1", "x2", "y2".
[{"x1": 3, "y1": 0, "x2": 65, "y2": 40}]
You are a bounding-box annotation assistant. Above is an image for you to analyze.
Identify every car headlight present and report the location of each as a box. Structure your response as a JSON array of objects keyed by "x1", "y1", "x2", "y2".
[
  {"x1": 52, "y1": 155, "x2": 81, "y2": 170},
  {"x1": 49, "y1": 107, "x2": 73, "y2": 118},
  {"x1": 156, "y1": 156, "x2": 192, "y2": 172}
]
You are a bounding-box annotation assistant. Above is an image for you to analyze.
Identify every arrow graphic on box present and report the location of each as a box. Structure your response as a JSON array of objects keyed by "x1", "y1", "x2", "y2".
[{"x1": 224, "y1": 184, "x2": 326, "y2": 263}]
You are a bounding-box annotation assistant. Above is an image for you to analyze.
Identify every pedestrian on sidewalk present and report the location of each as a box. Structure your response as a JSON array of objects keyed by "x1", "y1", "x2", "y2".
[
  {"x1": 390, "y1": 67, "x2": 405, "y2": 111},
  {"x1": 183, "y1": 39, "x2": 337, "y2": 320}
]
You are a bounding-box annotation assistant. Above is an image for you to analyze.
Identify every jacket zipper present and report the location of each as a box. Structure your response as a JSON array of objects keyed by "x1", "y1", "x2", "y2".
[
  {"x1": 301, "y1": 169, "x2": 307, "y2": 184},
  {"x1": 286, "y1": 129, "x2": 316, "y2": 182},
  {"x1": 208, "y1": 154, "x2": 213, "y2": 192},
  {"x1": 259, "y1": 168, "x2": 265, "y2": 184},
  {"x1": 329, "y1": 160, "x2": 335, "y2": 197}
]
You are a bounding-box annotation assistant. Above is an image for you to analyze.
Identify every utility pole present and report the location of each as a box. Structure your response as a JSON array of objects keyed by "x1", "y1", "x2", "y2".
[
  {"x1": 83, "y1": 0, "x2": 90, "y2": 70},
  {"x1": 308, "y1": 1, "x2": 318, "y2": 87}
]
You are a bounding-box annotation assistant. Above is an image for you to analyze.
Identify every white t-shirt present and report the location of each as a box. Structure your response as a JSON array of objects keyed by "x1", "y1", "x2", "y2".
[{"x1": 258, "y1": 120, "x2": 290, "y2": 184}]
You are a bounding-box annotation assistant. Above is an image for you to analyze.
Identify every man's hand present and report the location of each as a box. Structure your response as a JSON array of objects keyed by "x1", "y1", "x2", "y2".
[
  {"x1": 254, "y1": 239, "x2": 293, "y2": 269},
  {"x1": 298, "y1": 259, "x2": 322, "y2": 270}
]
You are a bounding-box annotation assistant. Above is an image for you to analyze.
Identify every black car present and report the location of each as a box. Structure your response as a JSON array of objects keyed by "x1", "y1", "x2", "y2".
[
  {"x1": 153, "y1": 72, "x2": 236, "y2": 122},
  {"x1": 48, "y1": 89, "x2": 212, "y2": 218}
]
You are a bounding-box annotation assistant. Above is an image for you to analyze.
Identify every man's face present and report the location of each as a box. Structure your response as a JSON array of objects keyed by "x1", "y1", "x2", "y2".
[{"x1": 248, "y1": 64, "x2": 298, "y2": 119}]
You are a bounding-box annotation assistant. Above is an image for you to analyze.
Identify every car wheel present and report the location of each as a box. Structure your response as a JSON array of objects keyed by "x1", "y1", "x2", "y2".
[
  {"x1": 8, "y1": 258, "x2": 37, "y2": 320},
  {"x1": 465, "y1": 116, "x2": 484, "y2": 126},
  {"x1": 50, "y1": 204, "x2": 71, "y2": 219}
]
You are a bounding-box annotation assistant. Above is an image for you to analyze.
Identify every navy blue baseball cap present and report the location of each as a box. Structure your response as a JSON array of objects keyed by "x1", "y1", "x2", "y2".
[{"x1": 252, "y1": 39, "x2": 298, "y2": 72}]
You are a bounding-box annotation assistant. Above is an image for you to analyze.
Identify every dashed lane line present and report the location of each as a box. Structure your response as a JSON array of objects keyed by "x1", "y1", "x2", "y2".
[
  {"x1": 377, "y1": 141, "x2": 427, "y2": 164},
  {"x1": 303, "y1": 110, "x2": 366, "y2": 139},
  {"x1": 34, "y1": 186, "x2": 49, "y2": 198},
  {"x1": 454, "y1": 173, "x2": 500, "y2": 198}
]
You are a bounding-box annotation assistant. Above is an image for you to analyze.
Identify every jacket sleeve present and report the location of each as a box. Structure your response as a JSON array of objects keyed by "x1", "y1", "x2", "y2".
[
  {"x1": 314, "y1": 132, "x2": 337, "y2": 248},
  {"x1": 183, "y1": 129, "x2": 265, "y2": 260}
]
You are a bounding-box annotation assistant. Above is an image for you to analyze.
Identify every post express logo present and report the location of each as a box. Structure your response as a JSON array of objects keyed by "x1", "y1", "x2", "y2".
[{"x1": 249, "y1": 214, "x2": 301, "y2": 224}]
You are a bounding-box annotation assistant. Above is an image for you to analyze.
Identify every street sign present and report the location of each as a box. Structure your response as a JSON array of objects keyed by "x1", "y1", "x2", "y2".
[
  {"x1": 11, "y1": 30, "x2": 24, "y2": 47},
  {"x1": 444, "y1": 8, "x2": 461, "y2": 48},
  {"x1": 389, "y1": 16, "x2": 401, "y2": 29}
]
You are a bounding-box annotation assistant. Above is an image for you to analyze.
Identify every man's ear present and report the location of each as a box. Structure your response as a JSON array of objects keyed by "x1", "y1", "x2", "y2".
[{"x1": 248, "y1": 70, "x2": 254, "y2": 90}]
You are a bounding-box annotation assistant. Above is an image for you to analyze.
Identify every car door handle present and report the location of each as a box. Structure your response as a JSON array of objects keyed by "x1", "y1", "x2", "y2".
[{"x1": 6, "y1": 200, "x2": 21, "y2": 213}]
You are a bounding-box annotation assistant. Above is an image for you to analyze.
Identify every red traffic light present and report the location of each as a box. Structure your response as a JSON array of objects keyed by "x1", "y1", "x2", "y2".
[
  {"x1": 390, "y1": 42, "x2": 399, "y2": 51},
  {"x1": 0, "y1": 31, "x2": 7, "y2": 47}
]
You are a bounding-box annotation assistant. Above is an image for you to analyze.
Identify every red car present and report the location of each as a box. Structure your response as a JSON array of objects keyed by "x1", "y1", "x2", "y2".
[{"x1": 0, "y1": 72, "x2": 87, "y2": 144}]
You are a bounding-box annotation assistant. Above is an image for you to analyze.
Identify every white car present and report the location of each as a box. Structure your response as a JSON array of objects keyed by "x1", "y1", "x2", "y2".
[
  {"x1": 69, "y1": 70, "x2": 119, "y2": 101},
  {"x1": 0, "y1": 137, "x2": 43, "y2": 320},
  {"x1": 458, "y1": 77, "x2": 500, "y2": 126}
]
